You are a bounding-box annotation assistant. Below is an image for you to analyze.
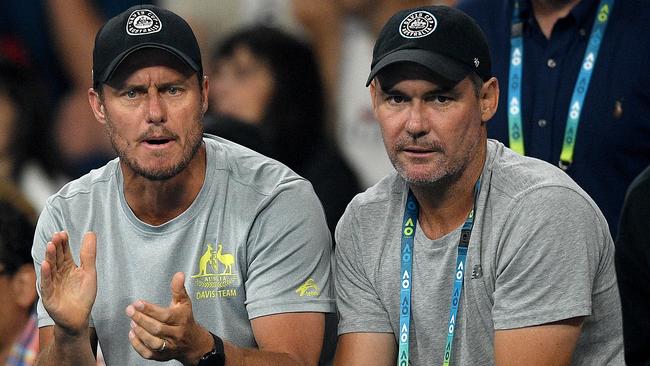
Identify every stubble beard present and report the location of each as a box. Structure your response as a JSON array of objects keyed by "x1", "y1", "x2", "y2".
[
  {"x1": 388, "y1": 138, "x2": 474, "y2": 188},
  {"x1": 104, "y1": 111, "x2": 204, "y2": 181}
]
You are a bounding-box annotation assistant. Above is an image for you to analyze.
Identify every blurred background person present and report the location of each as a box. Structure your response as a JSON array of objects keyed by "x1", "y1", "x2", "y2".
[
  {"x1": 209, "y1": 25, "x2": 361, "y2": 237},
  {"x1": 0, "y1": 56, "x2": 67, "y2": 212},
  {"x1": 457, "y1": 0, "x2": 650, "y2": 236},
  {"x1": 615, "y1": 164, "x2": 650, "y2": 365},
  {"x1": 0, "y1": 182, "x2": 38, "y2": 366}
]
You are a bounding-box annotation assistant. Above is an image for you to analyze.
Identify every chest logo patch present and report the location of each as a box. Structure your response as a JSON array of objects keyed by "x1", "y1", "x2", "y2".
[{"x1": 191, "y1": 243, "x2": 239, "y2": 300}]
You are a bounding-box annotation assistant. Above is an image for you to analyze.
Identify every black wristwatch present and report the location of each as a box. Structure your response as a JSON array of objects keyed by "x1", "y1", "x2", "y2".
[{"x1": 197, "y1": 332, "x2": 225, "y2": 366}]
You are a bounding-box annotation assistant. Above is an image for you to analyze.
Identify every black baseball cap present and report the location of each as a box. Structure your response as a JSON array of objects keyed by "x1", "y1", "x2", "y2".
[
  {"x1": 92, "y1": 4, "x2": 202, "y2": 88},
  {"x1": 367, "y1": 6, "x2": 491, "y2": 86}
]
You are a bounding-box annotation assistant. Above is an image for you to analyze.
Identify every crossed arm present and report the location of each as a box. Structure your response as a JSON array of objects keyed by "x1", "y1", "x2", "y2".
[{"x1": 36, "y1": 232, "x2": 325, "y2": 366}]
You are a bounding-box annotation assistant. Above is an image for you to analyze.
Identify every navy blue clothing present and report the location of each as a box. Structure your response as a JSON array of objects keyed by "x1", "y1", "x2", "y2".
[
  {"x1": 457, "y1": 0, "x2": 650, "y2": 236},
  {"x1": 615, "y1": 165, "x2": 650, "y2": 366}
]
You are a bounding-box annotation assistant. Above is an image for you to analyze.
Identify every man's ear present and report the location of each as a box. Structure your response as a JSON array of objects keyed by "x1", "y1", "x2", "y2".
[
  {"x1": 201, "y1": 75, "x2": 209, "y2": 114},
  {"x1": 480, "y1": 77, "x2": 499, "y2": 122},
  {"x1": 369, "y1": 79, "x2": 379, "y2": 112},
  {"x1": 88, "y1": 87, "x2": 107, "y2": 125},
  {"x1": 11, "y1": 264, "x2": 37, "y2": 308}
]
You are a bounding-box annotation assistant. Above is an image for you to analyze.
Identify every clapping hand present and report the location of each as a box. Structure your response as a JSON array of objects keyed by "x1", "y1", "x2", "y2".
[{"x1": 40, "y1": 231, "x2": 97, "y2": 336}]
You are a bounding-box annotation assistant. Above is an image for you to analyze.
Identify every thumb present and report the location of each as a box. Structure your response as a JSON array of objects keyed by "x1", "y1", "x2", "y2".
[
  {"x1": 170, "y1": 272, "x2": 190, "y2": 305},
  {"x1": 80, "y1": 232, "x2": 97, "y2": 271}
]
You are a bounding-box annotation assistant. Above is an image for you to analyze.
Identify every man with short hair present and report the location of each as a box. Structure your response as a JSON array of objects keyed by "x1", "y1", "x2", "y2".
[
  {"x1": 32, "y1": 5, "x2": 334, "y2": 366},
  {"x1": 456, "y1": 0, "x2": 650, "y2": 238},
  {"x1": 333, "y1": 6, "x2": 623, "y2": 365}
]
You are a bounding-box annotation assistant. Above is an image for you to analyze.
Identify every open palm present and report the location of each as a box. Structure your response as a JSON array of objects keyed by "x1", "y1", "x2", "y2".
[{"x1": 40, "y1": 231, "x2": 97, "y2": 335}]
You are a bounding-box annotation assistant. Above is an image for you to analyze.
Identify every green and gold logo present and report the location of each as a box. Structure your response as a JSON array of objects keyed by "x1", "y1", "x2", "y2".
[
  {"x1": 296, "y1": 278, "x2": 320, "y2": 297},
  {"x1": 191, "y1": 243, "x2": 239, "y2": 300}
]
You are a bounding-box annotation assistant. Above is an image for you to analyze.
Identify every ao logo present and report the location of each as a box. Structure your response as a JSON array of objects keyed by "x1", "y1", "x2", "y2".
[
  {"x1": 511, "y1": 48, "x2": 522, "y2": 66},
  {"x1": 509, "y1": 98, "x2": 520, "y2": 115}
]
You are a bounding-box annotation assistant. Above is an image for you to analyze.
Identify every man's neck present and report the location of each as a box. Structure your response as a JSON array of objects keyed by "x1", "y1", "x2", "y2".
[
  {"x1": 410, "y1": 148, "x2": 486, "y2": 241},
  {"x1": 122, "y1": 144, "x2": 206, "y2": 226},
  {"x1": 532, "y1": 0, "x2": 582, "y2": 39}
]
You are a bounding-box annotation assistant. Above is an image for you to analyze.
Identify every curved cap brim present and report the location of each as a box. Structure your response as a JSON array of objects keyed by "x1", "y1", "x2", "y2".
[
  {"x1": 98, "y1": 43, "x2": 201, "y2": 86},
  {"x1": 366, "y1": 49, "x2": 470, "y2": 86}
]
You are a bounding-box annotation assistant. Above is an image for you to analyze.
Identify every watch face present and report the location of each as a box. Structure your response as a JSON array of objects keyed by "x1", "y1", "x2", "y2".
[
  {"x1": 198, "y1": 333, "x2": 225, "y2": 366},
  {"x1": 199, "y1": 352, "x2": 225, "y2": 366}
]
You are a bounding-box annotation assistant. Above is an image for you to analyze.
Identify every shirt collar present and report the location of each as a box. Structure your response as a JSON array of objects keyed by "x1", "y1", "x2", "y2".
[
  {"x1": 570, "y1": 0, "x2": 600, "y2": 28},
  {"x1": 517, "y1": 0, "x2": 599, "y2": 28}
]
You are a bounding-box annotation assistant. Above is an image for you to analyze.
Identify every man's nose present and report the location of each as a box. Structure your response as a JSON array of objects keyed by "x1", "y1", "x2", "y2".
[
  {"x1": 405, "y1": 102, "x2": 428, "y2": 138},
  {"x1": 146, "y1": 92, "x2": 165, "y2": 124}
]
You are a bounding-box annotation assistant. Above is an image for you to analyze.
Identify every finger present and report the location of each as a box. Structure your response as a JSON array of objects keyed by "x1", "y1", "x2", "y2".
[
  {"x1": 170, "y1": 272, "x2": 190, "y2": 306},
  {"x1": 130, "y1": 319, "x2": 167, "y2": 352},
  {"x1": 126, "y1": 302, "x2": 170, "y2": 335},
  {"x1": 80, "y1": 232, "x2": 97, "y2": 272},
  {"x1": 53, "y1": 232, "x2": 66, "y2": 270},
  {"x1": 128, "y1": 328, "x2": 161, "y2": 360},
  {"x1": 59, "y1": 231, "x2": 70, "y2": 256},
  {"x1": 44, "y1": 240, "x2": 57, "y2": 273},
  {"x1": 40, "y1": 255, "x2": 53, "y2": 299}
]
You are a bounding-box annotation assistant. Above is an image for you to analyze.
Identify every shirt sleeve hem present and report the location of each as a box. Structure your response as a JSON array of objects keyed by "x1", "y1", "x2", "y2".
[
  {"x1": 493, "y1": 305, "x2": 591, "y2": 330},
  {"x1": 247, "y1": 300, "x2": 335, "y2": 320}
]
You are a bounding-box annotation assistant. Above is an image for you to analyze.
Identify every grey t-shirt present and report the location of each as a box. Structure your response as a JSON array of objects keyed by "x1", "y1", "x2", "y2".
[
  {"x1": 33, "y1": 135, "x2": 335, "y2": 365},
  {"x1": 335, "y1": 139, "x2": 623, "y2": 365}
]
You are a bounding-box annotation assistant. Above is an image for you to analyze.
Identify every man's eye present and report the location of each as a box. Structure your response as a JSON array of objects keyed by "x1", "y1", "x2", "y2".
[
  {"x1": 388, "y1": 95, "x2": 406, "y2": 104},
  {"x1": 168, "y1": 86, "x2": 179, "y2": 95},
  {"x1": 126, "y1": 90, "x2": 137, "y2": 98},
  {"x1": 434, "y1": 95, "x2": 452, "y2": 103}
]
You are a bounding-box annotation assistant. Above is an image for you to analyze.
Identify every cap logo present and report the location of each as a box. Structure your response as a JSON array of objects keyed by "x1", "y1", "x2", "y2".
[
  {"x1": 399, "y1": 10, "x2": 437, "y2": 39},
  {"x1": 126, "y1": 9, "x2": 162, "y2": 36}
]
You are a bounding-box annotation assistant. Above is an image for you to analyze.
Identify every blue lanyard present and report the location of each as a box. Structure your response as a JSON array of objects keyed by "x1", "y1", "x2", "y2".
[
  {"x1": 507, "y1": 0, "x2": 615, "y2": 170},
  {"x1": 398, "y1": 180, "x2": 481, "y2": 366}
]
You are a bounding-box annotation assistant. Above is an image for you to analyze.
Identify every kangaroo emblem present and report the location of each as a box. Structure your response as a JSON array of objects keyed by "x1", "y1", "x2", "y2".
[
  {"x1": 216, "y1": 244, "x2": 235, "y2": 275},
  {"x1": 192, "y1": 244, "x2": 219, "y2": 277}
]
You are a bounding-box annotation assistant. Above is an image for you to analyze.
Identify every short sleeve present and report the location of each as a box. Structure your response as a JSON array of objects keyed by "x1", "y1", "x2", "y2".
[
  {"x1": 491, "y1": 186, "x2": 612, "y2": 329},
  {"x1": 244, "y1": 179, "x2": 335, "y2": 319},
  {"x1": 334, "y1": 204, "x2": 393, "y2": 335}
]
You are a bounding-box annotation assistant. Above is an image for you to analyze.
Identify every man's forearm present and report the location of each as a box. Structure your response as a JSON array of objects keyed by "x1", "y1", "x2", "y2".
[
  {"x1": 36, "y1": 327, "x2": 96, "y2": 366},
  {"x1": 224, "y1": 340, "x2": 313, "y2": 366}
]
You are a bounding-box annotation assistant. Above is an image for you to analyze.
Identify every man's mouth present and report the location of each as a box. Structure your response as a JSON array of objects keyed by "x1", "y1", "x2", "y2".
[
  {"x1": 403, "y1": 146, "x2": 433, "y2": 153},
  {"x1": 141, "y1": 136, "x2": 175, "y2": 148},
  {"x1": 145, "y1": 138, "x2": 172, "y2": 145}
]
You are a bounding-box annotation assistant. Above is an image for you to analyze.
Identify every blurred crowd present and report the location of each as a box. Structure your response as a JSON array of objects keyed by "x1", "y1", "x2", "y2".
[{"x1": 0, "y1": 0, "x2": 454, "y2": 221}]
